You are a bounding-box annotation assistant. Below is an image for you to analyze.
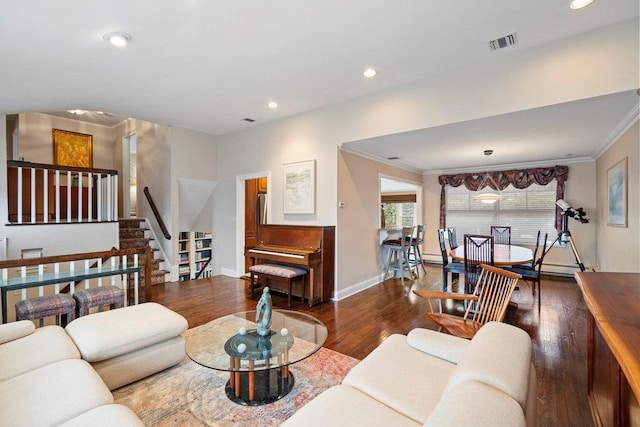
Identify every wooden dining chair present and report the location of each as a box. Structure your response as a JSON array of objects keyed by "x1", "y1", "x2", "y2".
[
  {"x1": 506, "y1": 233, "x2": 548, "y2": 312},
  {"x1": 438, "y1": 228, "x2": 465, "y2": 291},
  {"x1": 490, "y1": 226, "x2": 511, "y2": 245},
  {"x1": 413, "y1": 264, "x2": 522, "y2": 339},
  {"x1": 463, "y1": 234, "x2": 494, "y2": 293}
]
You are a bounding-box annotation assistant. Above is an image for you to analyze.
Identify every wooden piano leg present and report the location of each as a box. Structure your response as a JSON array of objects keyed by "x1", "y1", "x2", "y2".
[{"x1": 309, "y1": 267, "x2": 316, "y2": 307}]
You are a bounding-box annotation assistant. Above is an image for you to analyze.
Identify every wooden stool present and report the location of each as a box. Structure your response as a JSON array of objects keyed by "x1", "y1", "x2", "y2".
[
  {"x1": 15, "y1": 294, "x2": 76, "y2": 327},
  {"x1": 249, "y1": 264, "x2": 307, "y2": 308},
  {"x1": 73, "y1": 286, "x2": 124, "y2": 317}
]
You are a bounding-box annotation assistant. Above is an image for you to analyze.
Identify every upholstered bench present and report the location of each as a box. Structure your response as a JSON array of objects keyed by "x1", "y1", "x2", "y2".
[
  {"x1": 15, "y1": 293, "x2": 76, "y2": 327},
  {"x1": 65, "y1": 302, "x2": 188, "y2": 390},
  {"x1": 249, "y1": 263, "x2": 308, "y2": 308},
  {"x1": 73, "y1": 286, "x2": 124, "y2": 317}
]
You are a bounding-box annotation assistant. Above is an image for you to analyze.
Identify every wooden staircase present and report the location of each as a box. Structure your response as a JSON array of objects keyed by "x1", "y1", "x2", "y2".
[{"x1": 119, "y1": 219, "x2": 168, "y2": 287}]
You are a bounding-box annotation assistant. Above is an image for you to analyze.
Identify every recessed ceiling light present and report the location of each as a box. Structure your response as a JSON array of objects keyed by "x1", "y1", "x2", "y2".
[
  {"x1": 363, "y1": 68, "x2": 377, "y2": 78},
  {"x1": 268, "y1": 101, "x2": 278, "y2": 109},
  {"x1": 67, "y1": 109, "x2": 87, "y2": 115},
  {"x1": 103, "y1": 32, "x2": 131, "y2": 47},
  {"x1": 570, "y1": 0, "x2": 594, "y2": 9}
]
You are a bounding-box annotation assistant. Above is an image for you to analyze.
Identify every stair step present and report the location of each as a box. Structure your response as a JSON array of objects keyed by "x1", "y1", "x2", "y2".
[
  {"x1": 119, "y1": 219, "x2": 145, "y2": 229},
  {"x1": 119, "y1": 218, "x2": 166, "y2": 287},
  {"x1": 120, "y1": 238, "x2": 151, "y2": 250},
  {"x1": 119, "y1": 228, "x2": 146, "y2": 239}
]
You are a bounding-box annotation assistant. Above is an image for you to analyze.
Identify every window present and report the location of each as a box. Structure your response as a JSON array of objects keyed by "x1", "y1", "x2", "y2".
[
  {"x1": 445, "y1": 183, "x2": 557, "y2": 245},
  {"x1": 382, "y1": 202, "x2": 416, "y2": 229}
]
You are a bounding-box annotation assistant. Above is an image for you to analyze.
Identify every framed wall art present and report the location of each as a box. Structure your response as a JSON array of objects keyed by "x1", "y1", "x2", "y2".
[
  {"x1": 53, "y1": 129, "x2": 93, "y2": 168},
  {"x1": 607, "y1": 157, "x2": 627, "y2": 227},
  {"x1": 283, "y1": 160, "x2": 315, "y2": 214}
]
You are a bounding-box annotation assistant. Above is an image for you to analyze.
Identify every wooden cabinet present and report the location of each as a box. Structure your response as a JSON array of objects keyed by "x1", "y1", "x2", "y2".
[
  {"x1": 178, "y1": 232, "x2": 213, "y2": 281},
  {"x1": 576, "y1": 272, "x2": 640, "y2": 427}
]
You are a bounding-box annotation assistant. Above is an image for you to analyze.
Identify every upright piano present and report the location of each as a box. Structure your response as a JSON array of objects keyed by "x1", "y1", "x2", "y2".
[{"x1": 244, "y1": 224, "x2": 335, "y2": 306}]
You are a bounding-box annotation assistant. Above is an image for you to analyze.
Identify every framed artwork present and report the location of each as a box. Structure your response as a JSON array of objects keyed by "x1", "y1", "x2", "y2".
[
  {"x1": 53, "y1": 129, "x2": 93, "y2": 167},
  {"x1": 607, "y1": 157, "x2": 627, "y2": 227},
  {"x1": 284, "y1": 160, "x2": 315, "y2": 214}
]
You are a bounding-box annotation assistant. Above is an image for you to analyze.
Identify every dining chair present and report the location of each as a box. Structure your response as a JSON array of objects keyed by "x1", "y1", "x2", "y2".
[
  {"x1": 506, "y1": 233, "x2": 548, "y2": 312},
  {"x1": 438, "y1": 228, "x2": 465, "y2": 291},
  {"x1": 413, "y1": 263, "x2": 522, "y2": 339},
  {"x1": 463, "y1": 234, "x2": 495, "y2": 294},
  {"x1": 447, "y1": 227, "x2": 459, "y2": 250},
  {"x1": 517, "y1": 230, "x2": 541, "y2": 270},
  {"x1": 490, "y1": 226, "x2": 511, "y2": 245},
  {"x1": 408, "y1": 224, "x2": 427, "y2": 275},
  {"x1": 383, "y1": 226, "x2": 416, "y2": 286}
]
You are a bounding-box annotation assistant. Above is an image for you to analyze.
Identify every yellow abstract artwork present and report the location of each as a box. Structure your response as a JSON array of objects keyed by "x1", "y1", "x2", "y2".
[{"x1": 53, "y1": 129, "x2": 93, "y2": 168}]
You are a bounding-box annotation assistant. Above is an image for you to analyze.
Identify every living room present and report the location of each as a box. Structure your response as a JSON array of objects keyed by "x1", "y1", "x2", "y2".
[{"x1": 0, "y1": 2, "x2": 638, "y2": 426}]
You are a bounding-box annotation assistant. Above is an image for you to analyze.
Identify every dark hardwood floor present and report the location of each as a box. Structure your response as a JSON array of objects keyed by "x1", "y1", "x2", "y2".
[{"x1": 151, "y1": 263, "x2": 593, "y2": 427}]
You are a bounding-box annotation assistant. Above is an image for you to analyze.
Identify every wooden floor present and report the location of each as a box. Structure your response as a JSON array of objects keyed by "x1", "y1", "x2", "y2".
[{"x1": 151, "y1": 263, "x2": 593, "y2": 427}]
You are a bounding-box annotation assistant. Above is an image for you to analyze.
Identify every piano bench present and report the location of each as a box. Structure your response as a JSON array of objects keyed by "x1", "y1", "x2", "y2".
[{"x1": 249, "y1": 264, "x2": 308, "y2": 309}]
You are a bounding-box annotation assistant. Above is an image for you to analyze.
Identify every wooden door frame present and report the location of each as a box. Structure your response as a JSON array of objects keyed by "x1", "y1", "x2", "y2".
[{"x1": 234, "y1": 171, "x2": 271, "y2": 277}]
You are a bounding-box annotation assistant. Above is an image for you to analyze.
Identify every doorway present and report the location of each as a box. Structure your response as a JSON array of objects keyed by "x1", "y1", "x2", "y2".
[
  {"x1": 244, "y1": 177, "x2": 268, "y2": 274},
  {"x1": 235, "y1": 172, "x2": 270, "y2": 277}
]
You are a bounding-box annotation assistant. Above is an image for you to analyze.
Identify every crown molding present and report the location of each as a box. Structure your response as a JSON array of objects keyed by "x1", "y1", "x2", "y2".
[
  {"x1": 339, "y1": 145, "x2": 424, "y2": 174},
  {"x1": 592, "y1": 101, "x2": 640, "y2": 160}
]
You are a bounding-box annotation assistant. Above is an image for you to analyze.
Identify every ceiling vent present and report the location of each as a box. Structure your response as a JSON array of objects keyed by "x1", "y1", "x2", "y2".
[
  {"x1": 243, "y1": 118, "x2": 255, "y2": 123},
  {"x1": 488, "y1": 33, "x2": 518, "y2": 51},
  {"x1": 386, "y1": 156, "x2": 399, "y2": 160}
]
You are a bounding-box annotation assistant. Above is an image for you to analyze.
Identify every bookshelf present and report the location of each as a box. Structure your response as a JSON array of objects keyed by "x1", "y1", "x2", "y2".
[{"x1": 178, "y1": 231, "x2": 213, "y2": 281}]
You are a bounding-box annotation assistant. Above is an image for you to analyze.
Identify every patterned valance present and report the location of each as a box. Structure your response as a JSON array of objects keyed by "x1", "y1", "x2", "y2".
[
  {"x1": 438, "y1": 165, "x2": 569, "y2": 230},
  {"x1": 438, "y1": 165, "x2": 568, "y2": 191}
]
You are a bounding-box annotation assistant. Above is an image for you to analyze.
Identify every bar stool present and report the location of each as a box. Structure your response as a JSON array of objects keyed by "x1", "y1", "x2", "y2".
[
  {"x1": 408, "y1": 224, "x2": 427, "y2": 275},
  {"x1": 15, "y1": 294, "x2": 76, "y2": 327},
  {"x1": 383, "y1": 227, "x2": 416, "y2": 286},
  {"x1": 73, "y1": 286, "x2": 125, "y2": 317}
]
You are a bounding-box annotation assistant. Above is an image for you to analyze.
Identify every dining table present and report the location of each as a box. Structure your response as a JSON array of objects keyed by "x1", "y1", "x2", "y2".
[{"x1": 450, "y1": 244, "x2": 533, "y2": 266}]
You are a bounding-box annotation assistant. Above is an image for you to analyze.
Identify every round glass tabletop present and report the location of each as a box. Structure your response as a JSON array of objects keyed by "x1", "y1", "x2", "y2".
[{"x1": 186, "y1": 309, "x2": 328, "y2": 372}]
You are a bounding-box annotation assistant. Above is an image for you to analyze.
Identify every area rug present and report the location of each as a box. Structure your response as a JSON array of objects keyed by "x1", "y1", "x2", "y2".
[{"x1": 113, "y1": 341, "x2": 359, "y2": 426}]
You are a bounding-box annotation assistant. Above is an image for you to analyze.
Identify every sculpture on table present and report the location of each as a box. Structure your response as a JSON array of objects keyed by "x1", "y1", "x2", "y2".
[{"x1": 255, "y1": 287, "x2": 273, "y2": 337}]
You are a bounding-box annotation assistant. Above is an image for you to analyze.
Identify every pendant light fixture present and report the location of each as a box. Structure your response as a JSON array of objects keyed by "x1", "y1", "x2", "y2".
[{"x1": 472, "y1": 150, "x2": 504, "y2": 204}]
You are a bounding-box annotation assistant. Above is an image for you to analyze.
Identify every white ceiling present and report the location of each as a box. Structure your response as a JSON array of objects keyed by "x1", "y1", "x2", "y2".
[{"x1": 1, "y1": 1, "x2": 638, "y2": 172}]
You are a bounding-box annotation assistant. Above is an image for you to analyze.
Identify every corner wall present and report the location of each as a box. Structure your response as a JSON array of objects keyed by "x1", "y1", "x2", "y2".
[
  {"x1": 595, "y1": 121, "x2": 639, "y2": 271},
  {"x1": 336, "y1": 150, "x2": 422, "y2": 298}
]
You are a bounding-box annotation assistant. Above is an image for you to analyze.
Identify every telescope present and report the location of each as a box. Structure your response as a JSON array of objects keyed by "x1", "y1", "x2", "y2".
[
  {"x1": 548, "y1": 199, "x2": 588, "y2": 271},
  {"x1": 556, "y1": 199, "x2": 589, "y2": 223}
]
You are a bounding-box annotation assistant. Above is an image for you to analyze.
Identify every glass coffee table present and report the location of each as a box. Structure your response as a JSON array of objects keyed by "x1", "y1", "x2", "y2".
[{"x1": 186, "y1": 309, "x2": 328, "y2": 405}]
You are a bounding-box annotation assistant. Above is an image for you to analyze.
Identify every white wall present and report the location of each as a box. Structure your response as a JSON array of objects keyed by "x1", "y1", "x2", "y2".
[
  {"x1": 214, "y1": 115, "x2": 339, "y2": 276},
  {"x1": 210, "y1": 19, "x2": 637, "y2": 281},
  {"x1": 595, "y1": 121, "x2": 640, "y2": 271},
  {"x1": 134, "y1": 120, "x2": 173, "y2": 265},
  {"x1": 170, "y1": 126, "x2": 218, "y2": 279}
]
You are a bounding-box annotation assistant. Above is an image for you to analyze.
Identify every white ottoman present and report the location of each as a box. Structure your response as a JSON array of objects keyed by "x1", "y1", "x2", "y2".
[{"x1": 65, "y1": 302, "x2": 188, "y2": 390}]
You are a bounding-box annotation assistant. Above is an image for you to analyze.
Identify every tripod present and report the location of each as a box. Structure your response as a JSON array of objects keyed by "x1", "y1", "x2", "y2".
[{"x1": 543, "y1": 212, "x2": 586, "y2": 272}]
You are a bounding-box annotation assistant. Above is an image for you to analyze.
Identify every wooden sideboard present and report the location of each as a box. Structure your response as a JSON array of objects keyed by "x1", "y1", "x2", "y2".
[{"x1": 575, "y1": 272, "x2": 640, "y2": 427}]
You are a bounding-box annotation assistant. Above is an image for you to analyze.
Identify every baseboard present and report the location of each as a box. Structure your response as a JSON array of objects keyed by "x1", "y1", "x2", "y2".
[
  {"x1": 332, "y1": 274, "x2": 385, "y2": 301},
  {"x1": 220, "y1": 267, "x2": 238, "y2": 277}
]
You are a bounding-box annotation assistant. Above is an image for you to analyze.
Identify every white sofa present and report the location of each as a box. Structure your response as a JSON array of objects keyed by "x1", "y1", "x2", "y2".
[
  {"x1": 283, "y1": 322, "x2": 536, "y2": 427},
  {"x1": 0, "y1": 302, "x2": 188, "y2": 426}
]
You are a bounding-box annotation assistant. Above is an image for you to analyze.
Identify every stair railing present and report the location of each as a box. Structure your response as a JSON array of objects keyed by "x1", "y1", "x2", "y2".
[
  {"x1": 143, "y1": 186, "x2": 171, "y2": 240},
  {"x1": 7, "y1": 160, "x2": 119, "y2": 224}
]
